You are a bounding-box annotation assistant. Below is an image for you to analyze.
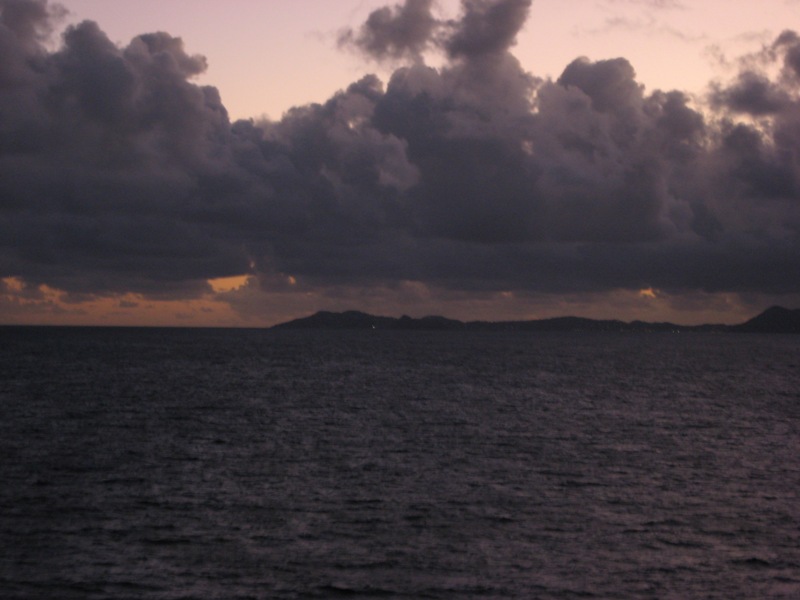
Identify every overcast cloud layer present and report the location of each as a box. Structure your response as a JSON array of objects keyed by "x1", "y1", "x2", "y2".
[{"x1": 1, "y1": 0, "x2": 799, "y2": 309}]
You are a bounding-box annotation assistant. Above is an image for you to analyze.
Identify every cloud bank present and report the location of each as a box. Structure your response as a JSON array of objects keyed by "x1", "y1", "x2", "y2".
[{"x1": 1, "y1": 0, "x2": 799, "y2": 321}]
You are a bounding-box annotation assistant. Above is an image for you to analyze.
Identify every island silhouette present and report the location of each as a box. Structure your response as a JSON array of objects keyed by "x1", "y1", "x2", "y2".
[{"x1": 271, "y1": 306, "x2": 800, "y2": 333}]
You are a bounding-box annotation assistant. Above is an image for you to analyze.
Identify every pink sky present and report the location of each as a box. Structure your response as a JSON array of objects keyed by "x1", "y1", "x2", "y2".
[{"x1": 57, "y1": 0, "x2": 799, "y2": 121}]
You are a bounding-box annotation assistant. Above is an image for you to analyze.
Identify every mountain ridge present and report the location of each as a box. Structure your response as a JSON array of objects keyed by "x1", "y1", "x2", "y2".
[{"x1": 270, "y1": 306, "x2": 800, "y2": 333}]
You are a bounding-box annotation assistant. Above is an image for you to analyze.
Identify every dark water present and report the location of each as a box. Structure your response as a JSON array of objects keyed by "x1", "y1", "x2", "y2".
[{"x1": 1, "y1": 327, "x2": 798, "y2": 599}]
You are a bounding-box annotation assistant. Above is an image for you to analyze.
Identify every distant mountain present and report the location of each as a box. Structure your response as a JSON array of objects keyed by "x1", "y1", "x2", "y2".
[
  {"x1": 730, "y1": 306, "x2": 800, "y2": 333},
  {"x1": 270, "y1": 310, "x2": 466, "y2": 331},
  {"x1": 271, "y1": 307, "x2": 800, "y2": 333}
]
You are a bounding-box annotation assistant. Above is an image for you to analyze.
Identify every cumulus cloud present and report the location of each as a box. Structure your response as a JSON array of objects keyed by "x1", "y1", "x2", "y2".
[
  {"x1": 1, "y1": 0, "x2": 800, "y2": 316},
  {"x1": 337, "y1": 0, "x2": 532, "y2": 63},
  {"x1": 338, "y1": 0, "x2": 438, "y2": 61},
  {"x1": 443, "y1": 0, "x2": 531, "y2": 60}
]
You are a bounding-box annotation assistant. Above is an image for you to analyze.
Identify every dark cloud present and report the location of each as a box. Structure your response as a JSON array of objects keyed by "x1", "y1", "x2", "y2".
[
  {"x1": 0, "y1": 0, "x2": 62, "y2": 52},
  {"x1": 338, "y1": 0, "x2": 437, "y2": 61},
  {"x1": 1, "y1": 0, "x2": 799, "y2": 310},
  {"x1": 773, "y1": 29, "x2": 800, "y2": 79},
  {"x1": 0, "y1": 5, "x2": 255, "y2": 297},
  {"x1": 710, "y1": 71, "x2": 790, "y2": 115},
  {"x1": 444, "y1": 0, "x2": 531, "y2": 60},
  {"x1": 338, "y1": 0, "x2": 532, "y2": 64}
]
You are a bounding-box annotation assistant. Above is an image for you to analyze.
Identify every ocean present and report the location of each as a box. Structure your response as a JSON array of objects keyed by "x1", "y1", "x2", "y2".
[{"x1": 1, "y1": 326, "x2": 798, "y2": 599}]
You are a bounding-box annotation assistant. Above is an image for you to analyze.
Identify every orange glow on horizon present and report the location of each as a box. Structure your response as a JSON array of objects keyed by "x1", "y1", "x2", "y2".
[
  {"x1": 0, "y1": 280, "x2": 250, "y2": 327},
  {"x1": 0, "y1": 275, "x2": 782, "y2": 328}
]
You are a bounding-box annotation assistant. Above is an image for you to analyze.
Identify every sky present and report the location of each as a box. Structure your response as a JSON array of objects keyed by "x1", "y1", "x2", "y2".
[{"x1": 2, "y1": 0, "x2": 800, "y2": 327}]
